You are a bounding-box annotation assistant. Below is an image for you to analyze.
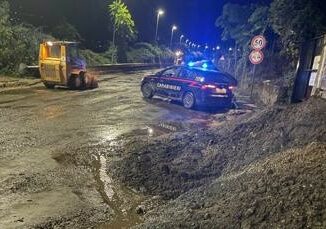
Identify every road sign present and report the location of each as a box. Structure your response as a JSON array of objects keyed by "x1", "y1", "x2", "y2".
[
  {"x1": 249, "y1": 50, "x2": 264, "y2": 65},
  {"x1": 251, "y1": 35, "x2": 267, "y2": 50}
]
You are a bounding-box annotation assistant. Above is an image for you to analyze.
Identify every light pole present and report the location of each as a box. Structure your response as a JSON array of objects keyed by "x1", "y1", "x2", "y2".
[
  {"x1": 180, "y1": 35, "x2": 184, "y2": 44},
  {"x1": 170, "y1": 25, "x2": 177, "y2": 48},
  {"x1": 155, "y1": 9, "x2": 164, "y2": 42}
]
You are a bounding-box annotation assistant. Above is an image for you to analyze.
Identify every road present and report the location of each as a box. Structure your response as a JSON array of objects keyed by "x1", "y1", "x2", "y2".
[{"x1": 0, "y1": 70, "x2": 256, "y2": 228}]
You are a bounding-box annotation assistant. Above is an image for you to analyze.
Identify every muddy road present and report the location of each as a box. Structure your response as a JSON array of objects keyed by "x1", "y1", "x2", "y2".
[{"x1": 0, "y1": 70, "x2": 255, "y2": 228}]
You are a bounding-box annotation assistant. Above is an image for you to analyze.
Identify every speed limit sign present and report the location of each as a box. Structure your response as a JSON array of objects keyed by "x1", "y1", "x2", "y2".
[
  {"x1": 251, "y1": 35, "x2": 267, "y2": 50},
  {"x1": 249, "y1": 50, "x2": 264, "y2": 65}
]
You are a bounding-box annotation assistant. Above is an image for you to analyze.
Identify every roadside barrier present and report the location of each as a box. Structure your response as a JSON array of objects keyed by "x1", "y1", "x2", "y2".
[{"x1": 24, "y1": 63, "x2": 170, "y2": 77}]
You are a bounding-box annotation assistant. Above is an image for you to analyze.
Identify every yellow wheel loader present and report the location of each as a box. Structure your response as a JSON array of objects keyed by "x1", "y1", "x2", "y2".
[{"x1": 39, "y1": 41, "x2": 98, "y2": 89}]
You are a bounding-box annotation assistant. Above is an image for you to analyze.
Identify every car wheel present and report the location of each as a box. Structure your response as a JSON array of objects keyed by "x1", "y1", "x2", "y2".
[
  {"x1": 141, "y1": 83, "x2": 154, "y2": 99},
  {"x1": 43, "y1": 82, "x2": 55, "y2": 89},
  {"x1": 183, "y1": 91, "x2": 195, "y2": 109}
]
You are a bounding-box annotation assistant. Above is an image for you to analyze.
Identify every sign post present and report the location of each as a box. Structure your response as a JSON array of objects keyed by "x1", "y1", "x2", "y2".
[
  {"x1": 251, "y1": 35, "x2": 267, "y2": 50},
  {"x1": 249, "y1": 35, "x2": 266, "y2": 96},
  {"x1": 249, "y1": 50, "x2": 264, "y2": 65}
]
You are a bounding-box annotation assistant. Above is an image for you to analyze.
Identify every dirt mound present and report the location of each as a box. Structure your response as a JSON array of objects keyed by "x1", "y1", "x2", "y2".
[
  {"x1": 110, "y1": 98, "x2": 326, "y2": 200},
  {"x1": 138, "y1": 143, "x2": 326, "y2": 228}
]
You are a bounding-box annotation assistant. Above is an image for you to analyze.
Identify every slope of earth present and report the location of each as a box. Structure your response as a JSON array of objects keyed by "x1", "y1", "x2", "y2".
[
  {"x1": 111, "y1": 98, "x2": 326, "y2": 199},
  {"x1": 139, "y1": 143, "x2": 326, "y2": 228},
  {"x1": 107, "y1": 98, "x2": 326, "y2": 227}
]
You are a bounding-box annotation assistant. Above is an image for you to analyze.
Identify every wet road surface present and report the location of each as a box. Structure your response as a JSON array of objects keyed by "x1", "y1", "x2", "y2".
[{"x1": 0, "y1": 70, "x2": 256, "y2": 228}]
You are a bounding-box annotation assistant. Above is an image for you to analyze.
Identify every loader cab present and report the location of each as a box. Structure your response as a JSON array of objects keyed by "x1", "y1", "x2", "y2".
[{"x1": 39, "y1": 41, "x2": 86, "y2": 89}]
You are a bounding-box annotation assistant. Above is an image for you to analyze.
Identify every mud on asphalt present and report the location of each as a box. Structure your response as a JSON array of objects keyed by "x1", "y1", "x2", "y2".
[
  {"x1": 0, "y1": 70, "x2": 256, "y2": 228},
  {"x1": 0, "y1": 69, "x2": 325, "y2": 228}
]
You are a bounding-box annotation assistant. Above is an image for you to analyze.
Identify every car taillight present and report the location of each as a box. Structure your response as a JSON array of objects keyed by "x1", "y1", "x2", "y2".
[
  {"x1": 228, "y1": 86, "x2": 236, "y2": 91},
  {"x1": 202, "y1": 84, "x2": 217, "y2": 89}
]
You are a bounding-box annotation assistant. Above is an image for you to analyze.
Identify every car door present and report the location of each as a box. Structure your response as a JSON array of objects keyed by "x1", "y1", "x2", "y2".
[
  {"x1": 173, "y1": 68, "x2": 200, "y2": 100},
  {"x1": 156, "y1": 67, "x2": 181, "y2": 97}
]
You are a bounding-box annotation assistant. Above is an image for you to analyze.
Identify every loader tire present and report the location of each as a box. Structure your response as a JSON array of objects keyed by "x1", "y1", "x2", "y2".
[
  {"x1": 84, "y1": 72, "x2": 98, "y2": 89},
  {"x1": 43, "y1": 82, "x2": 55, "y2": 89},
  {"x1": 68, "y1": 74, "x2": 81, "y2": 90}
]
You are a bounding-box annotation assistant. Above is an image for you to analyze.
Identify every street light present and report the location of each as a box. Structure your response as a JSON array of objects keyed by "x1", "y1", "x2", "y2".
[
  {"x1": 216, "y1": 46, "x2": 221, "y2": 50},
  {"x1": 170, "y1": 25, "x2": 177, "y2": 48},
  {"x1": 180, "y1": 35, "x2": 184, "y2": 44},
  {"x1": 155, "y1": 9, "x2": 164, "y2": 41}
]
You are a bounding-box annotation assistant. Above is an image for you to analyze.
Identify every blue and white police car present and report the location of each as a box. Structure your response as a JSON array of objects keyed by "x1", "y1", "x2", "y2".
[{"x1": 141, "y1": 61, "x2": 237, "y2": 109}]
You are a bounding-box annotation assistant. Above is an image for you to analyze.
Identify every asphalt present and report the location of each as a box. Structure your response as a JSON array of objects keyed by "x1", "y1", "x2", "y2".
[{"x1": 0, "y1": 70, "x2": 256, "y2": 228}]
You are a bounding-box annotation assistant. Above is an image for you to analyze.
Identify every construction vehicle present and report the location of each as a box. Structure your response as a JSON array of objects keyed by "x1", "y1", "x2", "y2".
[{"x1": 39, "y1": 41, "x2": 98, "y2": 89}]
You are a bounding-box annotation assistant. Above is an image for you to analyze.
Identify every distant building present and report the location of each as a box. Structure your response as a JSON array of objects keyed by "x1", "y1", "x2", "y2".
[{"x1": 292, "y1": 35, "x2": 326, "y2": 102}]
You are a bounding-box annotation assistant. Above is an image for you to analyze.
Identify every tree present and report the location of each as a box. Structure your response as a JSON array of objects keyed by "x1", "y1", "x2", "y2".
[
  {"x1": 216, "y1": 3, "x2": 269, "y2": 48},
  {"x1": 108, "y1": 0, "x2": 136, "y2": 46},
  {"x1": 269, "y1": 0, "x2": 326, "y2": 59},
  {"x1": 51, "y1": 19, "x2": 81, "y2": 41},
  {"x1": 0, "y1": 1, "x2": 52, "y2": 73}
]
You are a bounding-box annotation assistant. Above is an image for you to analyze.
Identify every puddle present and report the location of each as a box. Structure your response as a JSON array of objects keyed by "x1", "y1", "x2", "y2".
[
  {"x1": 120, "y1": 121, "x2": 186, "y2": 139},
  {"x1": 92, "y1": 151, "x2": 144, "y2": 229}
]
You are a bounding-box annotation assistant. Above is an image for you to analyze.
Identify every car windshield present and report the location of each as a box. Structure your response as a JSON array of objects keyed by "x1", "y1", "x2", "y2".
[{"x1": 68, "y1": 46, "x2": 79, "y2": 59}]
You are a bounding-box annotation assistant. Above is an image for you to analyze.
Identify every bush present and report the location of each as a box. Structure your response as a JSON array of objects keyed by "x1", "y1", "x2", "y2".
[
  {"x1": 0, "y1": 1, "x2": 52, "y2": 74},
  {"x1": 80, "y1": 43, "x2": 117, "y2": 66},
  {"x1": 80, "y1": 50, "x2": 110, "y2": 66},
  {"x1": 126, "y1": 42, "x2": 174, "y2": 64}
]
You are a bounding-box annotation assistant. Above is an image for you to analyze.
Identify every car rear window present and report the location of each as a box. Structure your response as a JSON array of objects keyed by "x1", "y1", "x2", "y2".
[{"x1": 193, "y1": 70, "x2": 237, "y2": 85}]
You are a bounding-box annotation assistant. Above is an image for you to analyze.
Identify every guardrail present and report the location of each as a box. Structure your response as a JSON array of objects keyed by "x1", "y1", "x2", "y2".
[{"x1": 25, "y1": 63, "x2": 169, "y2": 77}]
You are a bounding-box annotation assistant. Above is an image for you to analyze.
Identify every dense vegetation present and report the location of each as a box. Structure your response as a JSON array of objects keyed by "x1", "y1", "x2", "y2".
[
  {"x1": 0, "y1": 1, "x2": 51, "y2": 73},
  {"x1": 215, "y1": 0, "x2": 326, "y2": 88},
  {"x1": 0, "y1": 0, "x2": 174, "y2": 74}
]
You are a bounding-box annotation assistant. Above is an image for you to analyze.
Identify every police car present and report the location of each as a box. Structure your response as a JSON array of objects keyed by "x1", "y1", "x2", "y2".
[{"x1": 141, "y1": 61, "x2": 237, "y2": 109}]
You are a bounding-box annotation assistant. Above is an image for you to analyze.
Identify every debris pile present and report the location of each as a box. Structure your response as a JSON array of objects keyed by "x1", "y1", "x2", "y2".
[{"x1": 109, "y1": 98, "x2": 326, "y2": 227}]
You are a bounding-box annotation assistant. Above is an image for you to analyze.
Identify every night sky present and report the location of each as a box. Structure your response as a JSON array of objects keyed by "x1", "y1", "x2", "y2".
[
  {"x1": 10, "y1": 0, "x2": 270, "y2": 49},
  {"x1": 125, "y1": 0, "x2": 223, "y2": 46},
  {"x1": 124, "y1": 0, "x2": 270, "y2": 46}
]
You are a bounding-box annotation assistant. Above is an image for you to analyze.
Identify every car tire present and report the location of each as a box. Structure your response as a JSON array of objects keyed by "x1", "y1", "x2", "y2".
[
  {"x1": 183, "y1": 91, "x2": 195, "y2": 109},
  {"x1": 141, "y1": 83, "x2": 154, "y2": 99},
  {"x1": 43, "y1": 82, "x2": 55, "y2": 89}
]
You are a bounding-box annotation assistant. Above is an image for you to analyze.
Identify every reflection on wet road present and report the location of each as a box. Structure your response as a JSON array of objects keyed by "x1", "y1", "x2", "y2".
[{"x1": 0, "y1": 70, "x2": 255, "y2": 228}]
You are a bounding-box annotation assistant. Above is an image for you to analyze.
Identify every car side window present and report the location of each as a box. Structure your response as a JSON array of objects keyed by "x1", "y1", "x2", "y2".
[
  {"x1": 161, "y1": 67, "x2": 180, "y2": 78},
  {"x1": 179, "y1": 68, "x2": 196, "y2": 80}
]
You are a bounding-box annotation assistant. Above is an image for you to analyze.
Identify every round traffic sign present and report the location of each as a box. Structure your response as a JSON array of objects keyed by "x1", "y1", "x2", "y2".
[
  {"x1": 249, "y1": 50, "x2": 264, "y2": 65},
  {"x1": 251, "y1": 35, "x2": 267, "y2": 50}
]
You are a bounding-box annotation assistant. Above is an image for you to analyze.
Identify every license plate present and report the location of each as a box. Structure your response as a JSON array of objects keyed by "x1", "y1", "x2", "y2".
[{"x1": 216, "y1": 88, "x2": 227, "y2": 94}]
